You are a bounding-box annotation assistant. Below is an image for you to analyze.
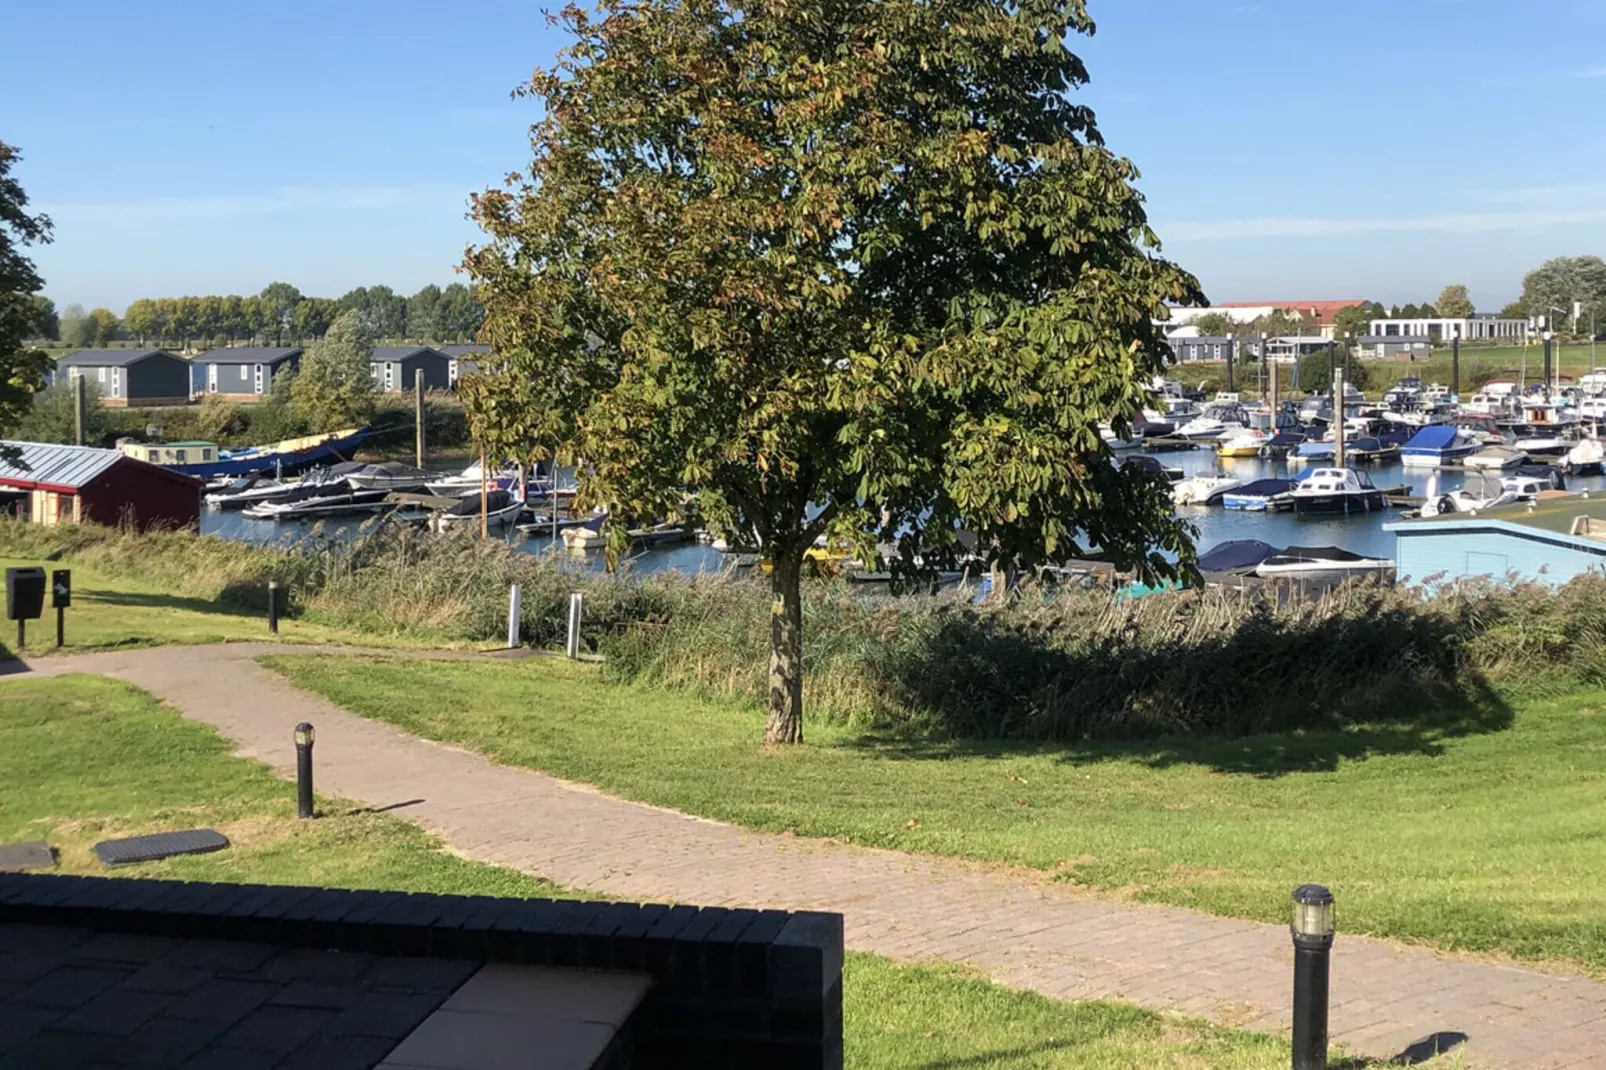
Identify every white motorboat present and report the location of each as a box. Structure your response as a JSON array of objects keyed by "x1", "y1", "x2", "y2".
[
  {"x1": 1418, "y1": 472, "x2": 1558, "y2": 517},
  {"x1": 1289, "y1": 467, "x2": 1388, "y2": 516},
  {"x1": 344, "y1": 462, "x2": 437, "y2": 492},
  {"x1": 1099, "y1": 423, "x2": 1143, "y2": 450},
  {"x1": 1400, "y1": 426, "x2": 1480, "y2": 468},
  {"x1": 1464, "y1": 445, "x2": 1528, "y2": 471},
  {"x1": 424, "y1": 459, "x2": 524, "y2": 496},
  {"x1": 1565, "y1": 437, "x2": 1606, "y2": 474},
  {"x1": 1254, "y1": 546, "x2": 1395, "y2": 577},
  {"x1": 428, "y1": 490, "x2": 525, "y2": 532},
  {"x1": 1172, "y1": 475, "x2": 1241, "y2": 505},
  {"x1": 1176, "y1": 402, "x2": 1251, "y2": 442},
  {"x1": 1215, "y1": 429, "x2": 1271, "y2": 458}
]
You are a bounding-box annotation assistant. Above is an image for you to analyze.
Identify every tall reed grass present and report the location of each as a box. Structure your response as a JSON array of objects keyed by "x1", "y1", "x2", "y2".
[{"x1": 9, "y1": 518, "x2": 1604, "y2": 741}]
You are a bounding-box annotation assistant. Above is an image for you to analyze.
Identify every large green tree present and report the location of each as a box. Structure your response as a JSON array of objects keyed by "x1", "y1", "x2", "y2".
[
  {"x1": 1332, "y1": 301, "x2": 1384, "y2": 341},
  {"x1": 290, "y1": 309, "x2": 377, "y2": 431},
  {"x1": 466, "y1": 0, "x2": 1201, "y2": 743},
  {"x1": 259, "y1": 282, "x2": 303, "y2": 345},
  {"x1": 1189, "y1": 312, "x2": 1237, "y2": 337},
  {"x1": 60, "y1": 302, "x2": 94, "y2": 348},
  {"x1": 88, "y1": 307, "x2": 120, "y2": 346},
  {"x1": 1436, "y1": 284, "x2": 1474, "y2": 319},
  {"x1": 0, "y1": 142, "x2": 54, "y2": 440},
  {"x1": 1521, "y1": 256, "x2": 1606, "y2": 332}
]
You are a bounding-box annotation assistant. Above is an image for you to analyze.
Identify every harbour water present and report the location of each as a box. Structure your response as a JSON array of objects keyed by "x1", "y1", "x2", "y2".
[{"x1": 198, "y1": 447, "x2": 1606, "y2": 574}]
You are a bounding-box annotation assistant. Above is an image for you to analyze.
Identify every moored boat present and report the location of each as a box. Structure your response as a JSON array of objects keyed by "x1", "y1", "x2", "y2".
[
  {"x1": 1172, "y1": 475, "x2": 1241, "y2": 505},
  {"x1": 1464, "y1": 445, "x2": 1527, "y2": 471},
  {"x1": 1290, "y1": 467, "x2": 1388, "y2": 516},
  {"x1": 1254, "y1": 545, "x2": 1394, "y2": 577},
  {"x1": 119, "y1": 427, "x2": 369, "y2": 480},
  {"x1": 1220, "y1": 478, "x2": 1296, "y2": 512},
  {"x1": 1400, "y1": 425, "x2": 1479, "y2": 468}
]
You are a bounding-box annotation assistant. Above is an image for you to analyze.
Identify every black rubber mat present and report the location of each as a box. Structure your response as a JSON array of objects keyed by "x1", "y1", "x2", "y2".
[{"x1": 92, "y1": 829, "x2": 229, "y2": 867}]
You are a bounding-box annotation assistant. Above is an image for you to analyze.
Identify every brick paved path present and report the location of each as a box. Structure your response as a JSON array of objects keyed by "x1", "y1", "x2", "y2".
[{"x1": 12, "y1": 644, "x2": 1606, "y2": 1068}]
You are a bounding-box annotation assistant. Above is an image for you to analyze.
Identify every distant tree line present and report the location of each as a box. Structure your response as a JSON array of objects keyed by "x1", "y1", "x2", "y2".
[{"x1": 45, "y1": 281, "x2": 484, "y2": 351}]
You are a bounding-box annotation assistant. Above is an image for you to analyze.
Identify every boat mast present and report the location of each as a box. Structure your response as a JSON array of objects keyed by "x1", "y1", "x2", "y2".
[{"x1": 1331, "y1": 351, "x2": 1346, "y2": 468}]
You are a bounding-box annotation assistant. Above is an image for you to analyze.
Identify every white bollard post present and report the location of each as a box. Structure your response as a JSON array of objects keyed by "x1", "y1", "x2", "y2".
[
  {"x1": 506, "y1": 583, "x2": 522, "y2": 649},
  {"x1": 566, "y1": 592, "x2": 583, "y2": 659}
]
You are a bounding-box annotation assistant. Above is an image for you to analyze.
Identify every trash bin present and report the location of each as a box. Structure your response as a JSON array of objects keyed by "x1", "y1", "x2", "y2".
[{"x1": 5, "y1": 568, "x2": 46, "y2": 621}]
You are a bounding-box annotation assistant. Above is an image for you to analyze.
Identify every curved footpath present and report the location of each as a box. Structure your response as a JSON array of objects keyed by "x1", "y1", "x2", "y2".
[{"x1": 10, "y1": 644, "x2": 1605, "y2": 1069}]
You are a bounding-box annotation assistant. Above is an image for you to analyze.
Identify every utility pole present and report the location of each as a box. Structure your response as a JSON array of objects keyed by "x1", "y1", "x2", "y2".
[
  {"x1": 73, "y1": 374, "x2": 86, "y2": 446},
  {"x1": 1332, "y1": 357, "x2": 1347, "y2": 468},
  {"x1": 1225, "y1": 338, "x2": 1235, "y2": 394},
  {"x1": 414, "y1": 369, "x2": 425, "y2": 469},
  {"x1": 1451, "y1": 326, "x2": 1461, "y2": 399}
]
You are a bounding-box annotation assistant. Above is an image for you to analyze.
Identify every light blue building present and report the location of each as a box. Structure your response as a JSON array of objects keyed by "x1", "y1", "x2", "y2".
[{"x1": 1385, "y1": 497, "x2": 1606, "y2": 587}]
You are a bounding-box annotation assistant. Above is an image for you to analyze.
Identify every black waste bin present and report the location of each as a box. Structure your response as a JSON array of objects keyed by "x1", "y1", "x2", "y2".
[{"x1": 6, "y1": 568, "x2": 46, "y2": 621}]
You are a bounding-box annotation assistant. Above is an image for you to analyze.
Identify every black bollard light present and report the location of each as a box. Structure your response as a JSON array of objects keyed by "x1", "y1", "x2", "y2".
[
  {"x1": 268, "y1": 580, "x2": 279, "y2": 635},
  {"x1": 294, "y1": 722, "x2": 315, "y2": 819},
  {"x1": 1290, "y1": 884, "x2": 1335, "y2": 1070}
]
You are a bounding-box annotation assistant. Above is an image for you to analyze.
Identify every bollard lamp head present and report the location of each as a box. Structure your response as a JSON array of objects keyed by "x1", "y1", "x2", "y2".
[
  {"x1": 294, "y1": 722, "x2": 315, "y2": 747},
  {"x1": 1291, "y1": 884, "x2": 1335, "y2": 947}
]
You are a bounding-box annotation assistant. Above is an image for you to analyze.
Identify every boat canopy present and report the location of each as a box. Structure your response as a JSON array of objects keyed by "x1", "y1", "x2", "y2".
[
  {"x1": 1266, "y1": 431, "x2": 1307, "y2": 448},
  {"x1": 1403, "y1": 425, "x2": 1458, "y2": 450},
  {"x1": 1227, "y1": 478, "x2": 1295, "y2": 498},
  {"x1": 1512, "y1": 464, "x2": 1566, "y2": 490},
  {"x1": 1197, "y1": 540, "x2": 1283, "y2": 573},
  {"x1": 1277, "y1": 545, "x2": 1373, "y2": 564},
  {"x1": 1119, "y1": 456, "x2": 1169, "y2": 475}
]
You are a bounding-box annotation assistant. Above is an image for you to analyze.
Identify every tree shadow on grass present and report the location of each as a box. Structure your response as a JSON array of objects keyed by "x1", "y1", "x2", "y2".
[
  {"x1": 80, "y1": 585, "x2": 272, "y2": 621},
  {"x1": 843, "y1": 600, "x2": 1514, "y2": 778}
]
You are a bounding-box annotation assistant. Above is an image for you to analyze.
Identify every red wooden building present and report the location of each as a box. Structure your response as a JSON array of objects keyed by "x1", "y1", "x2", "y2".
[{"x1": 0, "y1": 441, "x2": 202, "y2": 532}]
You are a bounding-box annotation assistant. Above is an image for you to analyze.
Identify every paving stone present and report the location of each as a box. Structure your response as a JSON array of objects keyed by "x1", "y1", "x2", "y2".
[
  {"x1": 113, "y1": 1015, "x2": 232, "y2": 1066},
  {"x1": 215, "y1": 1004, "x2": 335, "y2": 1055},
  {"x1": 325, "y1": 989, "x2": 446, "y2": 1039},
  {"x1": 0, "y1": 843, "x2": 54, "y2": 874},
  {"x1": 0, "y1": 1003, "x2": 64, "y2": 1050},
  {"x1": 165, "y1": 978, "x2": 280, "y2": 1025},
  {"x1": 267, "y1": 980, "x2": 367, "y2": 1011},
  {"x1": 359, "y1": 955, "x2": 479, "y2": 994},
  {"x1": 55, "y1": 987, "x2": 177, "y2": 1036},
  {"x1": 16, "y1": 966, "x2": 132, "y2": 1009},
  {"x1": 277, "y1": 1033, "x2": 399, "y2": 1070},
  {"x1": 0, "y1": 1027, "x2": 117, "y2": 1069}
]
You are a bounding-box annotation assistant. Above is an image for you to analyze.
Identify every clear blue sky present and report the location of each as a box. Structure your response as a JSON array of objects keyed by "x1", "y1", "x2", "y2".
[{"x1": 6, "y1": 0, "x2": 1604, "y2": 314}]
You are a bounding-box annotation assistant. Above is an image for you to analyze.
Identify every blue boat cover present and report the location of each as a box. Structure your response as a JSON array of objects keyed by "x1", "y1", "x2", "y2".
[
  {"x1": 1267, "y1": 431, "x2": 1307, "y2": 448},
  {"x1": 1198, "y1": 540, "x2": 1283, "y2": 572},
  {"x1": 1403, "y1": 425, "x2": 1457, "y2": 450}
]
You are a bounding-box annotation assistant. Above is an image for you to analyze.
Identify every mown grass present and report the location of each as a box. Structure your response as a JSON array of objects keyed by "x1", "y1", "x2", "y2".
[
  {"x1": 0, "y1": 673, "x2": 561, "y2": 896},
  {"x1": 0, "y1": 673, "x2": 1336, "y2": 1069},
  {"x1": 264, "y1": 654, "x2": 1606, "y2": 975}
]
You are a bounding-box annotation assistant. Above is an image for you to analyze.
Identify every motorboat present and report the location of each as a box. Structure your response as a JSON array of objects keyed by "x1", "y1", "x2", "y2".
[
  {"x1": 240, "y1": 484, "x2": 392, "y2": 520},
  {"x1": 1464, "y1": 445, "x2": 1528, "y2": 471},
  {"x1": 1197, "y1": 539, "x2": 1283, "y2": 575},
  {"x1": 1175, "y1": 402, "x2": 1251, "y2": 442},
  {"x1": 204, "y1": 464, "x2": 360, "y2": 509},
  {"x1": 1418, "y1": 473, "x2": 1560, "y2": 517},
  {"x1": 428, "y1": 489, "x2": 525, "y2": 532},
  {"x1": 119, "y1": 427, "x2": 369, "y2": 480},
  {"x1": 1118, "y1": 455, "x2": 1184, "y2": 482},
  {"x1": 1099, "y1": 423, "x2": 1143, "y2": 451},
  {"x1": 1172, "y1": 475, "x2": 1241, "y2": 505},
  {"x1": 1346, "y1": 436, "x2": 1400, "y2": 465},
  {"x1": 1383, "y1": 378, "x2": 1425, "y2": 410},
  {"x1": 1290, "y1": 467, "x2": 1388, "y2": 516},
  {"x1": 1452, "y1": 413, "x2": 1504, "y2": 444},
  {"x1": 1519, "y1": 396, "x2": 1576, "y2": 430},
  {"x1": 1295, "y1": 440, "x2": 1337, "y2": 463},
  {"x1": 1215, "y1": 428, "x2": 1271, "y2": 458},
  {"x1": 1254, "y1": 545, "x2": 1394, "y2": 577},
  {"x1": 1220, "y1": 478, "x2": 1296, "y2": 512},
  {"x1": 1565, "y1": 437, "x2": 1606, "y2": 475},
  {"x1": 1511, "y1": 432, "x2": 1573, "y2": 458},
  {"x1": 1400, "y1": 426, "x2": 1479, "y2": 468},
  {"x1": 424, "y1": 459, "x2": 524, "y2": 496},
  {"x1": 1257, "y1": 431, "x2": 1306, "y2": 459},
  {"x1": 344, "y1": 462, "x2": 436, "y2": 492}
]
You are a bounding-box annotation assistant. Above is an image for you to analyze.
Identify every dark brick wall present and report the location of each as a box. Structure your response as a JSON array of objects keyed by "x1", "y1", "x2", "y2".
[{"x1": 0, "y1": 875, "x2": 843, "y2": 1070}]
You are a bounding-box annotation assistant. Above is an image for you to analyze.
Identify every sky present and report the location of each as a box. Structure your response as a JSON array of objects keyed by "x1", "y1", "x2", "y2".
[{"x1": 6, "y1": 0, "x2": 1606, "y2": 315}]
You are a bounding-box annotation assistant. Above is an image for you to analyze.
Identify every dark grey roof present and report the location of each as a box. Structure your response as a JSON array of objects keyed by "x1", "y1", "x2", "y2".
[
  {"x1": 371, "y1": 346, "x2": 447, "y2": 362},
  {"x1": 1358, "y1": 335, "x2": 1432, "y2": 344},
  {"x1": 193, "y1": 346, "x2": 303, "y2": 364},
  {"x1": 1169, "y1": 336, "x2": 1239, "y2": 345},
  {"x1": 57, "y1": 349, "x2": 179, "y2": 367},
  {"x1": 0, "y1": 440, "x2": 124, "y2": 488},
  {"x1": 440, "y1": 344, "x2": 492, "y2": 357}
]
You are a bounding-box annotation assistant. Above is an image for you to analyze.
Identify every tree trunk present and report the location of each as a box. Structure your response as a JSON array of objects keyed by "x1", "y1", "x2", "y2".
[{"x1": 764, "y1": 550, "x2": 805, "y2": 745}]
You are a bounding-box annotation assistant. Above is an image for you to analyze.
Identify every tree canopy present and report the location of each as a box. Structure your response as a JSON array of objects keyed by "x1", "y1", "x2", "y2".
[
  {"x1": 1332, "y1": 301, "x2": 1384, "y2": 340},
  {"x1": 1520, "y1": 256, "x2": 1606, "y2": 332},
  {"x1": 0, "y1": 142, "x2": 55, "y2": 440},
  {"x1": 466, "y1": 0, "x2": 1202, "y2": 743},
  {"x1": 290, "y1": 309, "x2": 377, "y2": 431},
  {"x1": 1436, "y1": 284, "x2": 1474, "y2": 319}
]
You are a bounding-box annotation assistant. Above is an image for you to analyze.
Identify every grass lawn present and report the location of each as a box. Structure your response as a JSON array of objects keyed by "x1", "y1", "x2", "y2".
[
  {"x1": 0, "y1": 673, "x2": 1319, "y2": 1069},
  {"x1": 0, "y1": 553, "x2": 443, "y2": 656},
  {"x1": 264, "y1": 654, "x2": 1606, "y2": 975}
]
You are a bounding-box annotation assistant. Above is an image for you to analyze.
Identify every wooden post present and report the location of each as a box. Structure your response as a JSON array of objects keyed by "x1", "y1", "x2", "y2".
[
  {"x1": 1269, "y1": 357, "x2": 1279, "y2": 420},
  {"x1": 414, "y1": 369, "x2": 425, "y2": 469},
  {"x1": 73, "y1": 374, "x2": 86, "y2": 446},
  {"x1": 479, "y1": 451, "x2": 489, "y2": 540}
]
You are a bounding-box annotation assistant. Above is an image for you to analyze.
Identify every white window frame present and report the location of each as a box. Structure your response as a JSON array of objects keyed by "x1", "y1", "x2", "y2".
[
  {"x1": 207, "y1": 364, "x2": 218, "y2": 393},
  {"x1": 97, "y1": 367, "x2": 106, "y2": 383},
  {"x1": 110, "y1": 367, "x2": 121, "y2": 399},
  {"x1": 254, "y1": 364, "x2": 264, "y2": 394},
  {"x1": 383, "y1": 364, "x2": 394, "y2": 391},
  {"x1": 240, "y1": 365, "x2": 249, "y2": 381}
]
